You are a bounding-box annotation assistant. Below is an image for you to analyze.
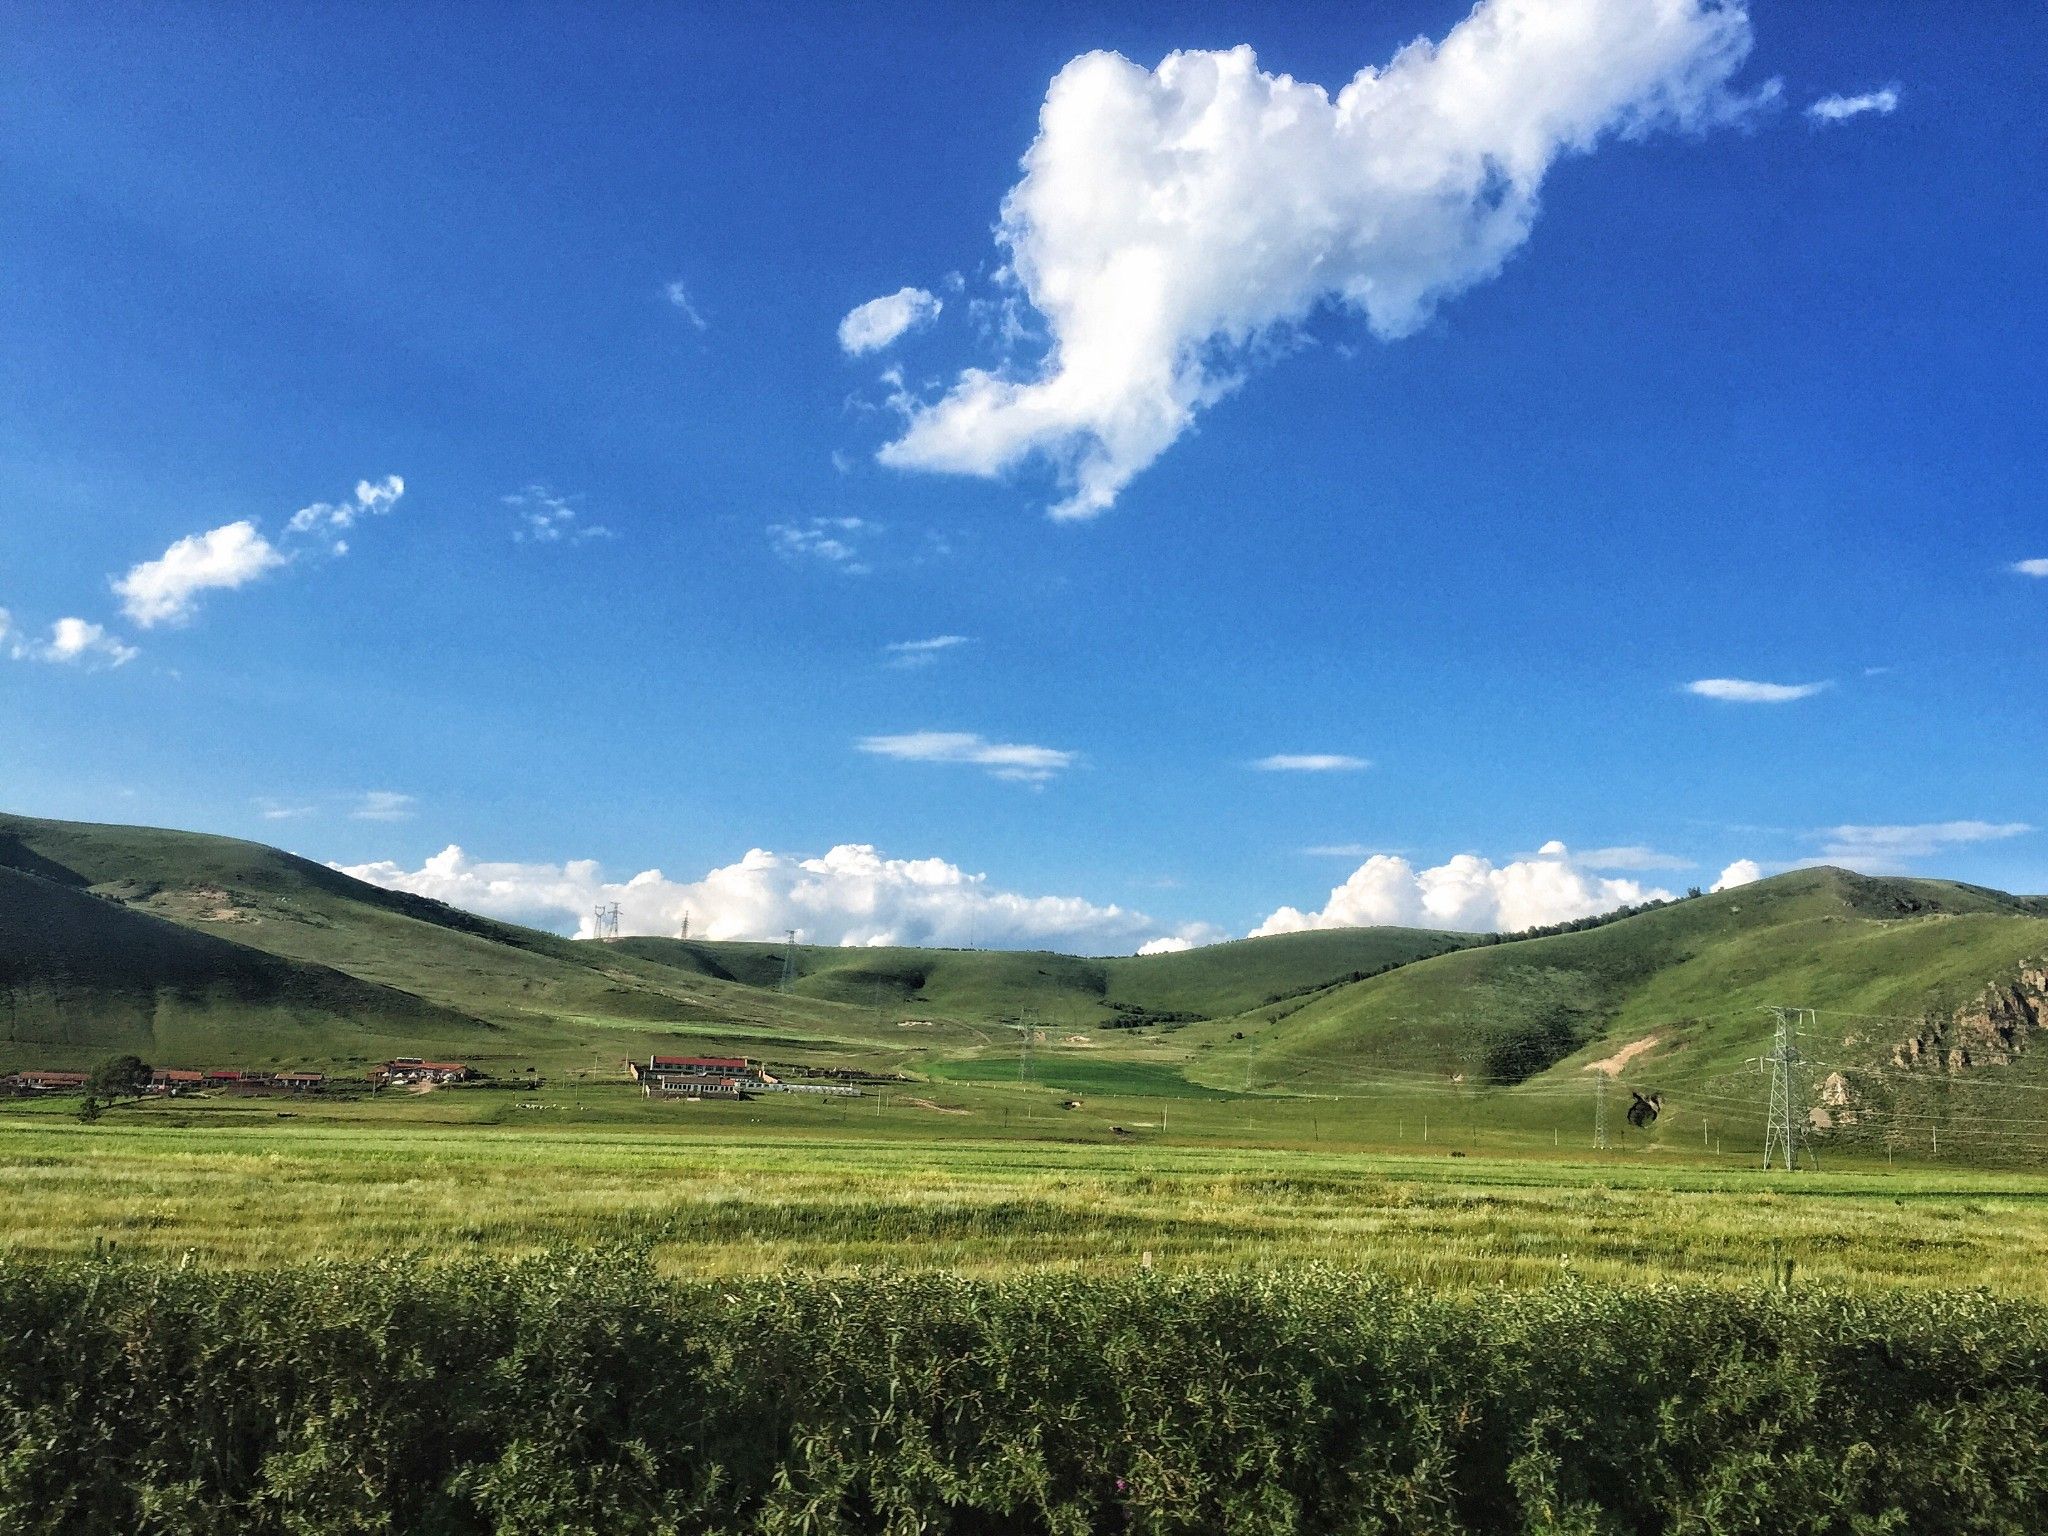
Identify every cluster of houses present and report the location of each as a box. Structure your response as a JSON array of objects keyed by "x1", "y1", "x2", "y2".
[
  {"x1": 3, "y1": 1058, "x2": 478, "y2": 1098},
  {"x1": 625, "y1": 1054, "x2": 864, "y2": 1100}
]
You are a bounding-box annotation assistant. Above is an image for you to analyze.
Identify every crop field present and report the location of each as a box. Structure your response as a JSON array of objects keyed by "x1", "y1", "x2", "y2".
[{"x1": 5, "y1": 1110, "x2": 2048, "y2": 1295}]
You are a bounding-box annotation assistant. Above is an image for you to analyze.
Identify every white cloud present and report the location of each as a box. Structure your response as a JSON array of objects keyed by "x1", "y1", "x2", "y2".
[
  {"x1": 287, "y1": 475, "x2": 406, "y2": 545},
  {"x1": 885, "y1": 634, "x2": 974, "y2": 667},
  {"x1": 1686, "y1": 677, "x2": 1830, "y2": 703},
  {"x1": 1805, "y1": 85, "x2": 1898, "y2": 124},
  {"x1": 1302, "y1": 843, "x2": 1373, "y2": 857},
  {"x1": 769, "y1": 516, "x2": 877, "y2": 574},
  {"x1": 858, "y1": 730, "x2": 1077, "y2": 784},
  {"x1": 1137, "y1": 935, "x2": 1196, "y2": 955},
  {"x1": 1576, "y1": 844, "x2": 1694, "y2": 872},
  {"x1": 338, "y1": 841, "x2": 1216, "y2": 954},
  {"x1": 2012, "y1": 558, "x2": 2048, "y2": 578},
  {"x1": 839, "y1": 287, "x2": 943, "y2": 355},
  {"x1": 665, "y1": 280, "x2": 708, "y2": 330},
  {"x1": 1711, "y1": 857, "x2": 1762, "y2": 891},
  {"x1": 506, "y1": 484, "x2": 613, "y2": 545},
  {"x1": 9, "y1": 616, "x2": 139, "y2": 668},
  {"x1": 873, "y1": 0, "x2": 1768, "y2": 517},
  {"x1": 350, "y1": 791, "x2": 417, "y2": 823},
  {"x1": 1254, "y1": 839, "x2": 1673, "y2": 936},
  {"x1": 1816, "y1": 820, "x2": 2032, "y2": 865},
  {"x1": 1254, "y1": 753, "x2": 1370, "y2": 773},
  {"x1": 113, "y1": 520, "x2": 289, "y2": 628}
]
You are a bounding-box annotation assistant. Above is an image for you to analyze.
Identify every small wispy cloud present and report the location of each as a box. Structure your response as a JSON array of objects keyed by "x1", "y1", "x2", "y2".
[
  {"x1": 858, "y1": 730, "x2": 1076, "y2": 785},
  {"x1": 351, "y1": 791, "x2": 417, "y2": 823},
  {"x1": 839, "y1": 287, "x2": 942, "y2": 355},
  {"x1": 1575, "y1": 845, "x2": 1695, "y2": 873},
  {"x1": 1253, "y1": 753, "x2": 1371, "y2": 772},
  {"x1": 1805, "y1": 85, "x2": 1900, "y2": 124},
  {"x1": 257, "y1": 800, "x2": 317, "y2": 821},
  {"x1": 1302, "y1": 843, "x2": 1373, "y2": 858},
  {"x1": 884, "y1": 635, "x2": 973, "y2": 668},
  {"x1": 2012, "y1": 558, "x2": 2048, "y2": 578},
  {"x1": 1816, "y1": 820, "x2": 2032, "y2": 864},
  {"x1": 506, "y1": 485, "x2": 613, "y2": 546},
  {"x1": 6, "y1": 615, "x2": 138, "y2": 669},
  {"x1": 1685, "y1": 678, "x2": 1831, "y2": 704},
  {"x1": 664, "y1": 279, "x2": 707, "y2": 330},
  {"x1": 287, "y1": 475, "x2": 405, "y2": 551},
  {"x1": 770, "y1": 517, "x2": 878, "y2": 575}
]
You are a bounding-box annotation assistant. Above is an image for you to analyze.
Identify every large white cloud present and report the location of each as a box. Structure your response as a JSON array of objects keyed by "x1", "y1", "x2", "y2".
[
  {"x1": 1254, "y1": 840, "x2": 1675, "y2": 936},
  {"x1": 875, "y1": 0, "x2": 1767, "y2": 517},
  {"x1": 839, "y1": 287, "x2": 942, "y2": 354},
  {"x1": 339, "y1": 841, "x2": 1218, "y2": 955},
  {"x1": 113, "y1": 520, "x2": 288, "y2": 628}
]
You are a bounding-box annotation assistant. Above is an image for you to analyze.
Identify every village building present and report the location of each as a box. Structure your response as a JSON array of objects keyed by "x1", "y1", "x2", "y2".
[
  {"x1": 148, "y1": 1068, "x2": 205, "y2": 1096},
  {"x1": 274, "y1": 1071, "x2": 327, "y2": 1092},
  {"x1": 372, "y1": 1058, "x2": 474, "y2": 1086},
  {"x1": 633, "y1": 1054, "x2": 773, "y2": 1098},
  {"x1": 5, "y1": 1069, "x2": 89, "y2": 1094}
]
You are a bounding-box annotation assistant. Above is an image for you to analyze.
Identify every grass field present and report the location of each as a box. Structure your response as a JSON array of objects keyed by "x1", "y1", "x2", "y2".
[{"x1": 6, "y1": 1110, "x2": 2047, "y2": 1295}]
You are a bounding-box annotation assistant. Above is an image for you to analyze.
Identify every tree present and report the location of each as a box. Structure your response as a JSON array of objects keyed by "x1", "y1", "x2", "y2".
[
  {"x1": 76, "y1": 1095, "x2": 103, "y2": 1124},
  {"x1": 88, "y1": 1054, "x2": 151, "y2": 1099}
]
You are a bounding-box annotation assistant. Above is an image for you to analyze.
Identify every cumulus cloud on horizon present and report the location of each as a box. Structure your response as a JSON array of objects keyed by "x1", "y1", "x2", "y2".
[
  {"x1": 339, "y1": 841, "x2": 1218, "y2": 955},
  {"x1": 1254, "y1": 840, "x2": 1684, "y2": 936},
  {"x1": 870, "y1": 0, "x2": 1770, "y2": 517},
  {"x1": 1710, "y1": 857, "x2": 1762, "y2": 891}
]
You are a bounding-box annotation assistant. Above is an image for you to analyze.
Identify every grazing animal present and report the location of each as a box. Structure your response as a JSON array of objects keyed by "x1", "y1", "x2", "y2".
[
  {"x1": 1627, "y1": 1091, "x2": 1663, "y2": 1129},
  {"x1": 1111, "y1": 1125, "x2": 1136, "y2": 1137}
]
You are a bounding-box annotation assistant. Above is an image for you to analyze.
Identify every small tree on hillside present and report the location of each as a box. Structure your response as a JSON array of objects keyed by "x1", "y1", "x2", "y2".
[{"x1": 88, "y1": 1054, "x2": 151, "y2": 1099}]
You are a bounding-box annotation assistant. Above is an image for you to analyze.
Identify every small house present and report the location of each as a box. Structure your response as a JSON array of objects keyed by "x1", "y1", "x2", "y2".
[
  {"x1": 8, "y1": 1069, "x2": 89, "y2": 1094},
  {"x1": 149, "y1": 1069, "x2": 205, "y2": 1096}
]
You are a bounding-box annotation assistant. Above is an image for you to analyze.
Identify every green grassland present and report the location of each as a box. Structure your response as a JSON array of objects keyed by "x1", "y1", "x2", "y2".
[{"x1": 7, "y1": 1117, "x2": 2048, "y2": 1297}]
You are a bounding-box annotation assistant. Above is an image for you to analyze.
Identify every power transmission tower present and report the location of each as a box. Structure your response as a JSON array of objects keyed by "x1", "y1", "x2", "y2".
[
  {"x1": 1754, "y1": 1006, "x2": 1817, "y2": 1171},
  {"x1": 592, "y1": 903, "x2": 620, "y2": 942},
  {"x1": 1594, "y1": 1072, "x2": 1609, "y2": 1150},
  {"x1": 778, "y1": 930, "x2": 798, "y2": 993},
  {"x1": 679, "y1": 910, "x2": 690, "y2": 940}
]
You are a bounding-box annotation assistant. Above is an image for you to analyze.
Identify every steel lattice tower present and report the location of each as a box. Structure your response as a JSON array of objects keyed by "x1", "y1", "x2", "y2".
[
  {"x1": 1758, "y1": 1007, "x2": 1815, "y2": 1171},
  {"x1": 778, "y1": 930, "x2": 799, "y2": 993}
]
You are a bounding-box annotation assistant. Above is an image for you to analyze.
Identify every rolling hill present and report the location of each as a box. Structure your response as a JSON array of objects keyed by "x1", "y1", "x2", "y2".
[{"x1": 4, "y1": 810, "x2": 2046, "y2": 1158}]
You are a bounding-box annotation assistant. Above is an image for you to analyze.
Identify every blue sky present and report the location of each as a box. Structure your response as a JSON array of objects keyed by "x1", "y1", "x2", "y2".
[{"x1": 3, "y1": 1, "x2": 2043, "y2": 949}]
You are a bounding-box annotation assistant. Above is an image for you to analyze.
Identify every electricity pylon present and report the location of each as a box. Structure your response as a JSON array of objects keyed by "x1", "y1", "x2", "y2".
[
  {"x1": 1755, "y1": 1007, "x2": 1817, "y2": 1171},
  {"x1": 778, "y1": 930, "x2": 799, "y2": 993}
]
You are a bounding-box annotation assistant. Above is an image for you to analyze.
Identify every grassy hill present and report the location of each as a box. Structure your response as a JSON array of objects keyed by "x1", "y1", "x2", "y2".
[
  {"x1": 5, "y1": 810, "x2": 2047, "y2": 1164},
  {"x1": 615, "y1": 926, "x2": 1474, "y2": 1027}
]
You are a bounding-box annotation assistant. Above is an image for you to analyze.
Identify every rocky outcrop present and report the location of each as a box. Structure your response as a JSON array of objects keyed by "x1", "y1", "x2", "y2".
[{"x1": 1890, "y1": 965, "x2": 2047, "y2": 1073}]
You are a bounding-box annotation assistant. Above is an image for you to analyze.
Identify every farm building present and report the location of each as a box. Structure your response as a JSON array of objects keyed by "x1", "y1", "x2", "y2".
[
  {"x1": 274, "y1": 1071, "x2": 327, "y2": 1092},
  {"x1": 5, "y1": 1070, "x2": 88, "y2": 1094},
  {"x1": 633, "y1": 1055, "x2": 772, "y2": 1098},
  {"x1": 373, "y1": 1059, "x2": 474, "y2": 1086},
  {"x1": 148, "y1": 1069, "x2": 205, "y2": 1096}
]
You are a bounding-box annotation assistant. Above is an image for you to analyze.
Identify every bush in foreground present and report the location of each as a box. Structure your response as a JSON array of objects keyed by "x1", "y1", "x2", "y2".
[{"x1": 2, "y1": 1254, "x2": 2045, "y2": 1533}]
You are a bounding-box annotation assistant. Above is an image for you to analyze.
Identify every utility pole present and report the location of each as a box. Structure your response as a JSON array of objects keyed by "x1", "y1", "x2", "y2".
[
  {"x1": 778, "y1": 930, "x2": 799, "y2": 993},
  {"x1": 1755, "y1": 1006, "x2": 1816, "y2": 1172},
  {"x1": 1594, "y1": 1072, "x2": 1609, "y2": 1151}
]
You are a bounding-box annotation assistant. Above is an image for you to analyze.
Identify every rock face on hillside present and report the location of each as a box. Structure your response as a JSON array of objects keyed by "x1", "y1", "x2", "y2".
[{"x1": 1890, "y1": 966, "x2": 2048, "y2": 1073}]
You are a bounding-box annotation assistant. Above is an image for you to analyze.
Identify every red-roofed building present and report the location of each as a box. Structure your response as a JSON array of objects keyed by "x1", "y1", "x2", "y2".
[
  {"x1": 636, "y1": 1054, "x2": 770, "y2": 1098},
  {"x1": 149, "y1": 1069, "x2": 205, "y2": 1096},
  {"x1": 7, "y1": 1069, "x2": 89, "y2": 1094}
]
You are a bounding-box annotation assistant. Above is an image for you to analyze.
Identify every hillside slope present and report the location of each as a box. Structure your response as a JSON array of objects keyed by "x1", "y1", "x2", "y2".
[
  {"x1": 615, "y1": 926, "x2": 1476, "y2": 1026},
  {"x1": 1211, "y1": 870, "x2": 2048, "y2": 1137}
]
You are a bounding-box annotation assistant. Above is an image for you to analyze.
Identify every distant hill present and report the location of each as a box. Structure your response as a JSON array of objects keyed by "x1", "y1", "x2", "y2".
[
  {"x1": 4, "y1": 810, "x2": 2045, "y2": 1154},
  {"x1": 615, "y1": 926, "x2": 1476, "y2": 1027}
]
